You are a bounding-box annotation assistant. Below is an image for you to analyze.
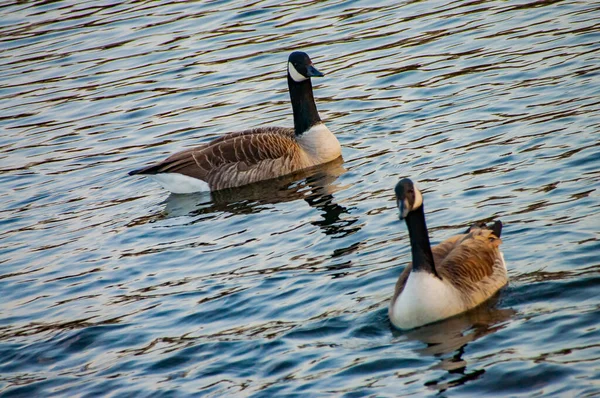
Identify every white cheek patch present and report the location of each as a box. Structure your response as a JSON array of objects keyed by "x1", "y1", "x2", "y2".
[
  {"x1": 413, "y1": 184, "x2": 423, "y2": 210},
  {"x1": 288, "y1": 62, "x2": 308, "y2": 82}
]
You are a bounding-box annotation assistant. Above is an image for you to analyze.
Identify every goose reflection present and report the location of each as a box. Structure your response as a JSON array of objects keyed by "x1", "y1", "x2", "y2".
[
  {"x1": 395, "y1": 297, "x2": 516, "y2": 393},
  {"x1": 157, "y1": 157, "x2": 359, "y2": 237}
]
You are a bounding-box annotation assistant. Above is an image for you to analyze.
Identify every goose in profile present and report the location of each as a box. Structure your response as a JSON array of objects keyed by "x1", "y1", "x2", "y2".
[
  {"x1": 389, "y1": 178, "x2": 507, "y2": 330},
  {"x1": 128, "y1": 51, "x2": 341, "y2": 193}
]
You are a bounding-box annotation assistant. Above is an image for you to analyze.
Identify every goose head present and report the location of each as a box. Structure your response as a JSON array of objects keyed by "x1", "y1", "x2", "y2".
[
  {"x1": 288, "y1": 51, "x2": 324, "y2": 83},
  {"x1": 394, "y1": 178, "x2": 423, "y2": 220}
]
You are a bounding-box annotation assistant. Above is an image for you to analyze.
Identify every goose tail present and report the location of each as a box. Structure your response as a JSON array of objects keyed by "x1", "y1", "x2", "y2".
[
  {"x1": 491, "y1": 220, "x2": 502, "y2": 238},
  {"x1": 128, "y1": 164, "x2": 160, "y2": 176},
  {"x1": 463, "y1": 220, "x2": 502, "y2": 237}
]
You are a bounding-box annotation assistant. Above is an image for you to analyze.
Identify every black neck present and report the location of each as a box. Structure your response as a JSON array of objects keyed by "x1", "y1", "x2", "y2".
[
  {"x1": 288, "y1": 75, "x2": 322, "y2": 136},
  {"x1": 404, "y1": 205, "x2": 440, "y2": 279}
]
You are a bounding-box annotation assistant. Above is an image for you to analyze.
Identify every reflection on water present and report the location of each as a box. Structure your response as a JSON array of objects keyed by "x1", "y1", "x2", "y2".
[
  {"x1": 1, "y1": 0, "x2": 600, "y2": 396},
  {"x1": 401, "y1": 298, "x2": 516, "y2": 393},
  {"x1": 165, "y1": 157, "x2": 346, "y2": 215},
  {"x1": 140, "y1": 158, "x2": 360, "y2": 238}
]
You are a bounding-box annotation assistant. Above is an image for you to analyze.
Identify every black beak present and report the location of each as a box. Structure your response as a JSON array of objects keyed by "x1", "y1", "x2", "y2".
[
  {"x1": 397, "y1": 199, "x2": 405, "y2": 221},
  {"x1": 306, "y1": 64, "x2": 324, "y2": 78}
]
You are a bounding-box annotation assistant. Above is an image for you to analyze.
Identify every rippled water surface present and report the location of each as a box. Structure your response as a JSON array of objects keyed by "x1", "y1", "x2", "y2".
[{"x1": 1, "y1": 0, "x2": 599, "y2": 396}]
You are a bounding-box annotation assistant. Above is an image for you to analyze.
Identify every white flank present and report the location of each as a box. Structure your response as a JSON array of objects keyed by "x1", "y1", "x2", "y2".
[
  {"x1": 389, "y1": 271, "x2": 465, "y2": 330},
  {"x1": 297, "y1": 123, "x2": 341, "y2": 164},
  {"x1": 288, "y1": 62, "x2": 308, "y2": 82},
  {"x1": 150, "y1": 173, "x2": 210, "y2": 194}
]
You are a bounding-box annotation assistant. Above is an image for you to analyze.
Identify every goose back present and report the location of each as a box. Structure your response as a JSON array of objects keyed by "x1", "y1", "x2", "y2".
[{"x1": 130, "y1": 127, "x2": 323, "y2": 190}]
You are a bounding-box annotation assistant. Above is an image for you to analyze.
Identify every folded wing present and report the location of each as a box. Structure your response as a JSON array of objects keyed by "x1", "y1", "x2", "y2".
[{"x1": 129, "y1": 127, "x2": 302, "y2": 190}]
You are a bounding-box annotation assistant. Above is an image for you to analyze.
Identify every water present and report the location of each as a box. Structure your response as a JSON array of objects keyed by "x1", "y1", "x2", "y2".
[{"x1": 1, "y1": 0, "x2": 599, "y2": 396}]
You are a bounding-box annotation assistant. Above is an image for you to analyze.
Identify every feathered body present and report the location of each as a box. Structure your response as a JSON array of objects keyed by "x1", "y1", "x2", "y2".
[
  {"x1": 389, "y1": 179, "x2": 507, "y2": 330},
  {"x1": 129, "y1": 52, "x2": 341, "y2": 193}
]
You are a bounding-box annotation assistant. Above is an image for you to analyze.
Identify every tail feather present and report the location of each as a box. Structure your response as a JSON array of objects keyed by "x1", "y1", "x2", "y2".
[
  {"x1": 128, "y1": 164, "x2": 160, "y2": 176},
  {"x1": 464, "y1": 222, "x2": 486, "y2": 234},
  {"x1": 491, "y1": 220, "x2": 502, "y2": 238},
  {"x1": 463, "y1": 220, "x2": 503, "y2": 238}
]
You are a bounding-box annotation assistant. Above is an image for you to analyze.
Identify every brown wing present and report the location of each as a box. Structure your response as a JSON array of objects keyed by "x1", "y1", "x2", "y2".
[
  {"x1": 435, "y1": 227, "x2": 504, "y2": 295},
  {"x1": 428, "y1": 222, "x2": 501, "y2": 266},
  {"x1": 130, "y1": 127, "x2": 302, "y2": 190},
  {"x1": 431, "y1": 234, "x2": 465, "y2": 266}
]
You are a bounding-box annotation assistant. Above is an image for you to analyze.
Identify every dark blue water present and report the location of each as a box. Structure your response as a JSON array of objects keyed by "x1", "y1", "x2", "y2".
[{"x1": 1, "y1": 0, "x2": 599, "y2": 396}]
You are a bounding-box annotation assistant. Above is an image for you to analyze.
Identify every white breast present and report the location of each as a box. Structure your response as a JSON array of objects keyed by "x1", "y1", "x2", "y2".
[
  {"x1": 389, "y1": 271, "x2": 465, "y2": 330},
  {"x1": 296, "y1": 123, "x2": 341, "y2": 165}
]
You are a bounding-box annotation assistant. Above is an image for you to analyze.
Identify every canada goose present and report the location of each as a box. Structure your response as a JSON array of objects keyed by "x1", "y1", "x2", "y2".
[
  {"x1": 389, "y1": 178, "x2": 507, "y2": 330},
  {"x1": 128, "y1": 51, "x2": 341, "y2": 193}
]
